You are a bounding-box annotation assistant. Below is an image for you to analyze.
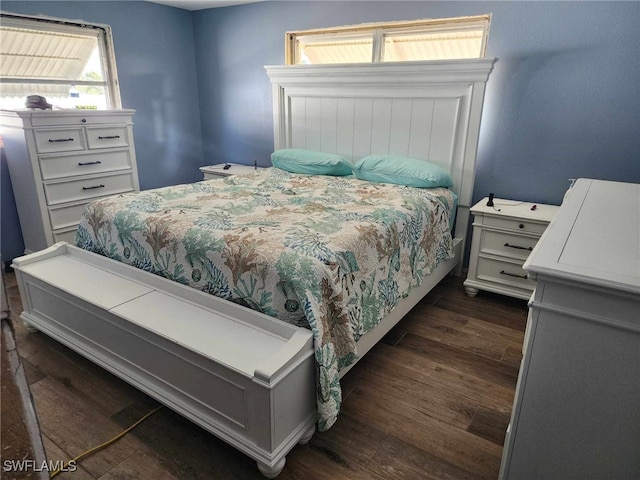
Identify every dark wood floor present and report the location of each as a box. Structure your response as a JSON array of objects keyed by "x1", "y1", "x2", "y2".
[{"x1": 3, "y1": 271, "x2": 527, "y2": 480}]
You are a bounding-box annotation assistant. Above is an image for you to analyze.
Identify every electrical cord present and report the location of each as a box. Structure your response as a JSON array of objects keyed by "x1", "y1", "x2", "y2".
[
  {"x1": 490, "y1": 200, "x2": 526, "y2": 212},
  {"x1": 493, "y1": 200, "x2": 526, "y2": 207},
  {"x1": 50, "y1": 405, "x2": 163, "y2": 478}
]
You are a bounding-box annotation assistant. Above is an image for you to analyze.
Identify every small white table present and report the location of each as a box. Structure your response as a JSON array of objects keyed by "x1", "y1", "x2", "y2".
[
  {"x1": 463, "y1": 196, "x2": 559, "y2": 300},
  {"x1": 200, "y1": 163, "x2": 262, "y2": 180}
]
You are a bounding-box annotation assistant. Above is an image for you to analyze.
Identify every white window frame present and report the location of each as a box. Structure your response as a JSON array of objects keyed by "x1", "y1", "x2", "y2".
[
  {"x1": 0, "y1": 11, "x2": 122, "y2": 109},
  {"x1": 286, "y1": 14, "x2": 491, "y2": 65}
]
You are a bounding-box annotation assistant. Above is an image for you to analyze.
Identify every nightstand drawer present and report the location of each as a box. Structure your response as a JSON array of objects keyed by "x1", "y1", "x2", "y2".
[
  {"x1": 200, "y1": 163, "x2": 261, "y2": 180},
  {"x1": 34, "y1": 128, "x2": 86, "y2": 154},
  {"x1": 483, "y1": 216, "x2": 547, "y2": 235},
  {"x1": 476, "y1": 256, "x2": 534, "y2": 290},
  {"x1": 203, "y1": 171, "x2": 232, "y2": 179},
  {"x1": 480, "y1": 229, "x2": 538, "y2": 261}
]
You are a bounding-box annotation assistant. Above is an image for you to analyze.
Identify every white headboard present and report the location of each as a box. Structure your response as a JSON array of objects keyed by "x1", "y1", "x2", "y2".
[{"x1": 264, "y1": 59, "x2": 495, "y2": 244}]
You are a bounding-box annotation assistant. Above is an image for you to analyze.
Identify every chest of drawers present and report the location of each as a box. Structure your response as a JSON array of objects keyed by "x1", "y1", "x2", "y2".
[
  {"x1": 499, "y1": 179, "x2": 640, "y2": 479},
  {"x1": 463, "y1": 197, "x2": 559, "y2": 300},
  {"x1": 1, "y1": 110, "x2": 139, "y2": 253}
]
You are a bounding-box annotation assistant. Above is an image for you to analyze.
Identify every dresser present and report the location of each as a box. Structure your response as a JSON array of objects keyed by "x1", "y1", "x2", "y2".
[
  {"x1": 464, "y1": 197, "x2": 559, "y2": 299},
  {"x1": 499, "y1": 179, "x2": 640, "y2": 479},
  {"x1": 200, "y1": 163, "x2": 261, "y2": 180},
  {"x1": 1, "y1": 110, "x2": 139, "y2": 253}
]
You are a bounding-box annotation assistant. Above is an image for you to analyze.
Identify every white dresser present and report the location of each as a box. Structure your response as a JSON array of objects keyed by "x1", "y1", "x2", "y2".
[
  {"x1": 464, "y1": 197, "x2": 559, "y2": 299},
  {"x1": 499, "y1": 179, "x2": 640, "y2": 479},
  {"x1": 1, "y1": 110, "x2": 139, "y2": 253}
]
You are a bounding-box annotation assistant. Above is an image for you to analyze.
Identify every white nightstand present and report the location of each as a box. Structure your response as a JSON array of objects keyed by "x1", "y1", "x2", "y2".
[
  {"x1": 463, "y1": 197, "x2": 559, "y2": 300},
  {"x1": 200, "y1": 163, "x2": 262, "y2": 180}
]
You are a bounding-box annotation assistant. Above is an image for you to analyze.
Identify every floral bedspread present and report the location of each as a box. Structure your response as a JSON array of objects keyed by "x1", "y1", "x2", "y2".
[{"x1": 75, "y1": 168, "x2": 455, "y2": 430}]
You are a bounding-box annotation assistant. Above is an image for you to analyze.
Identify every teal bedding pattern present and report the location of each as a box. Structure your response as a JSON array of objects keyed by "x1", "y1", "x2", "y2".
[{"x1": 75, "y1": 168, "x2": 455, "y2": 431}]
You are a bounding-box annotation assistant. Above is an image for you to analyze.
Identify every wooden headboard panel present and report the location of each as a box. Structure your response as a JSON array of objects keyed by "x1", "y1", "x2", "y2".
[{"x1": 265, "y1": 59, "x2": 495, "y2": 246}]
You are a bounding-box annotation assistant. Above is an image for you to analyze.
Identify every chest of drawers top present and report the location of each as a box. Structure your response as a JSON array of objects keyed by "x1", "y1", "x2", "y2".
[
  {"x1": 524, "y1": 180, "x2": 640, "y2": 293},
  {"x1": 2, "y1": 109, "x2": 136, "y2": 127}
]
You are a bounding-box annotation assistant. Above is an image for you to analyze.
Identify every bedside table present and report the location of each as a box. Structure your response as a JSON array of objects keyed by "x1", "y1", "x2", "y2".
[
  {"x1": 463, "y1": 197, "x2": 559, "y2": 300},
  {"x1": 200, "y1": 163, "x2": 262, "y2": 180}
]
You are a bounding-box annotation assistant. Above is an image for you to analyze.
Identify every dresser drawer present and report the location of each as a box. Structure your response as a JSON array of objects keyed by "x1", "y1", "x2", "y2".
[
  {"x1": 30, "y1": 113, "x2": 134, "y2": 127},
  {"x1": 48, "y1": 202, "x2": 90, "y2": 230},
  {"x1": 52, "y1": 227, "x2": 79, "y2": 244},
  {"x1": 476, "y1": 256, "x2": 534, "y2": 290},
  {"x1": 39, "y1": 150, "x2": 133, "y2": 180},
  {"x1": 479, "y1": 229, "x2": 539, "y2": 261},
  {"x1": 34, "y1": 128, "x2": 86, "y2": 154},
  {"x1": 86, "y1": 126, "x2": 130, "y2": 149},
  {"x1": 483, "y1": 216, "x2": 547, "y2": 235},
  {"x1": 44, "y1": 173, "x2": 136, "y2": 205}
]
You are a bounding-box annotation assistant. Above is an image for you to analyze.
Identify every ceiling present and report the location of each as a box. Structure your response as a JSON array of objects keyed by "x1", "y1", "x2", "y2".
[{"x1": 146, "y1": 0, "x2": 262, "y2": 10}]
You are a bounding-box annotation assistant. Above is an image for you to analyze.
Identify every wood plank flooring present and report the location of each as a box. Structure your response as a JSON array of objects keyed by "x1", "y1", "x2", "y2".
[{"x1": 2, "y1": 272, "x2": 527, "y2": 479}]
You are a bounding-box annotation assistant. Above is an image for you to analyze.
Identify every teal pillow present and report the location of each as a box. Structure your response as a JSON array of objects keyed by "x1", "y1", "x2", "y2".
[
  {"x1": 353, "y1": 155, "x2": 453, "y2": 188},
  {"x1": 271, "y1": 149, "x2": 353, "y2": 176}
]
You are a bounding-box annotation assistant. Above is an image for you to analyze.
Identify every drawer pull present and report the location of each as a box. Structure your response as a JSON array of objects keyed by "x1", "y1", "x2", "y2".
[
  {"x1": 82, "y1": 184, "x2": 105, "y2": 190},
  {"x1": 78, "y1": 161, "x2": 102, "y2": 166},
  {"x1": 98, "y1": 135, "x2": 120, "y2": 140},
  {"x1": 519, "y1": 223, "x2": 525, "y2": 229},
  {"x1": 48, "y1": 138, "x2": 74, "y2": 143},
  {"x1": 500, "y1": 270, "x2": 528, "y2": 280},
  {"x1": 504, "y1": 242, "x2": 533, "y2": 251}
]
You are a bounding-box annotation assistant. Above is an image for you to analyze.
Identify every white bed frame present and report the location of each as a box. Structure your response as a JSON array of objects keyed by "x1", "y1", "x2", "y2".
[{"x1": 12, "y1": 59, "x2": 494, "y2": 478}]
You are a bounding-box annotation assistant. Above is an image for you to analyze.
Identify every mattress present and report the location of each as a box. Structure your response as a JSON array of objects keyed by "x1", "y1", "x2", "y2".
[{"x1": 75, "y1": 168, "x2": 456, "y2": 430}]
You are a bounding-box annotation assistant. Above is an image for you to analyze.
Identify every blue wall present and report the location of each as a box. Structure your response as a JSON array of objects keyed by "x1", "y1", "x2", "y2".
[
  {"x1": 193, "y1": 0, "x2": 640, "y2": 205},
  {"x1": 1, "y1": 1, "x2": 203, "y2": 261},
  {"x1": 2, "y1": 1, "x2": 639, "y2": 263}
]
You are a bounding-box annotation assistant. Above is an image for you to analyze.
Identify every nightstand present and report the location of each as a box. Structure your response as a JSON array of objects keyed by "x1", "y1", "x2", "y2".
[
  {"x1": 200, "y1": 163, "x2": 262, "y2": 180},
  {"x1": 463, "y1": 197, "x2": 559, "y2": 300}
]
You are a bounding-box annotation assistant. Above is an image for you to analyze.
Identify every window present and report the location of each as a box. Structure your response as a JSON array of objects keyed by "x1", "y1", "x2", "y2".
[
  {"x1": 286, "y1": 15, "x2": 491, "y2": 65},
  {"x1": 0, "y1": 12, "x2": 121, "y2": 110}
]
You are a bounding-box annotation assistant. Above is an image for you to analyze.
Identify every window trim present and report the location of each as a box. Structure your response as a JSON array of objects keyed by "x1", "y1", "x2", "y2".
[
  {"x1": 0, "y1": 11, "x2": 122, "y2": 109},
  {"x1": 286, "y1": 14, "x2": 491, "y2": 65}
]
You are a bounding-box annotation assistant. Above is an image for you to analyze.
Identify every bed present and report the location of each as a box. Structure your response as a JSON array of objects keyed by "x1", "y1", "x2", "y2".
[{"x1": 12, "y1": 59, "x2": 495, "y2": 478}]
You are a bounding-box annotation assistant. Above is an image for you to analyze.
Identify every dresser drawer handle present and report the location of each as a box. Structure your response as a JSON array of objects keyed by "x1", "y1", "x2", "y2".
[
  {"x1": 519, "y1": 223, "x2": 525, "y2": 229},
  {"x1": 504, "y1": 242, "x2": 533, "y2": 251},
  {"x1": 98, "y1": 135, "x2": 120, "y2": 140},
  {"x1": 78, "y1": 161, "x2": 102, "y2": 166},
  {"x1": 500, "y1": 270, "x2": 528, "y2": 280},
  {"x1": 48, "y1": 138, "x2": 74, "y2": 143},
  {"x1": 82, "y1": 184, "x2": 105, "y2": 190}
]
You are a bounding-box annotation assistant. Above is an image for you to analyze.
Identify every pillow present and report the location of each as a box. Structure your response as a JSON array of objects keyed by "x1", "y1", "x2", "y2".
[
  {"x1": 353, "y1": 155, "x2": 453, "y2": 188},
  {"x1": 271, "y1": 149, "x2": 353, "y2": 176}
]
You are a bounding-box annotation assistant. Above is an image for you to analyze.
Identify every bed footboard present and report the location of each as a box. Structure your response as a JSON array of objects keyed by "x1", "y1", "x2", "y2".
[{"x1": 13, "y1": 242, "x2": 316, "y2": 478}]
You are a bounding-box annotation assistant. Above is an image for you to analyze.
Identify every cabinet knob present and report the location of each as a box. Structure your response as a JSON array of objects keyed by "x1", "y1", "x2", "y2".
[
  {"x1": 519, "y1": 223, "x2": 525, "y2": 229},
  {"x1": 81, "y1": 118, "x2": 87, "y2": 123}
]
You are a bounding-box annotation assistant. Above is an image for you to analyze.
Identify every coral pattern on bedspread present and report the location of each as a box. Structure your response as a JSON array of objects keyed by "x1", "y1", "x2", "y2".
[{"x1": 75, "y1": 168, "x2": 455, "y2": 431}]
